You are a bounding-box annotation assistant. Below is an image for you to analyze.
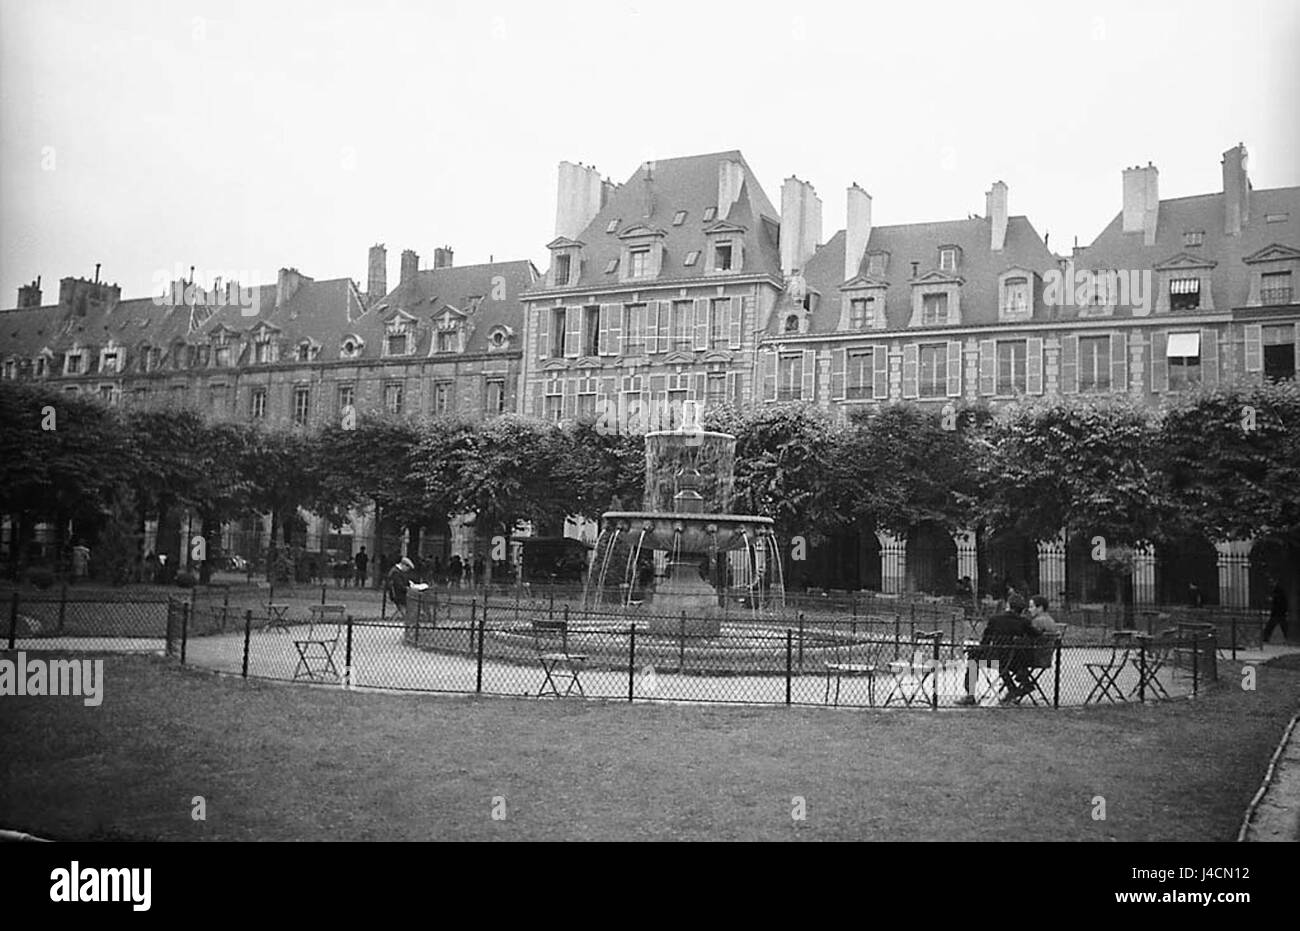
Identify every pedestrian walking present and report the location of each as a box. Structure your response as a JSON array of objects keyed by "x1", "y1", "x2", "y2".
[
  {"x1": 1263, "y1": 584, "x2": 1289, "y2": 643},
  {"x1": 354, "y1": 546, "x2": 369, "y2": 589}
]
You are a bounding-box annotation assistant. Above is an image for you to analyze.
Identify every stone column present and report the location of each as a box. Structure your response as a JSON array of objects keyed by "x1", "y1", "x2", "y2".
[
  {"x1": 876, "y1": 530, "x2": 907, "y2": 594},
  {"x1": 1037, "y1": 529, "x2": 1067, "y2": 603},
  {"x1": 1132, "y1": 542, "x2": 1157, "y2": 606},
  {"x1": 952, "y1": 528, "x2": 978, "y2": 594},
  {"x1": 1215, "y1": 539, "x2": 1254, "y2": 608}
]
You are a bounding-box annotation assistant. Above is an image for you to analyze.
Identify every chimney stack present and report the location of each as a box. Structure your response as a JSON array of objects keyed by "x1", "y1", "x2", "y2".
[
  {"x1": 779, "y1": 176, "x2": 823, "y2": 278},
  {"x1": 367, "y1": 243, "x2": 387, "y2": 302},
  {"x1": 400, "y1": 249, "x2": 419, "y2": 286},
  {"x1": 985, "y1": 181, "x2": 1008, "y2": 252},
  {"x1": 276, "y1": 267, "x2": 308, "y2": 309},
  {"x1": 17, "y1": 275, "x2": 42, "y2": 308},
  {"x1": 433, "y1": 246, "x2": 454, "y2": 269},
  {"x1": 555, "y1": 161, "x2": 606, "y2": 239},
  {"x1": 1222, "y1": 143, "x2": 1251, "y2": 236},
  {"x1": 1121, "y1": 163, "x2": 1160, "y2": 246},
  {"x1": 843, "y1": 184, "x2": 872, "y2": 282},
  {"x1": 717, "y1": 158, "x2": 744, "y2": 220}
]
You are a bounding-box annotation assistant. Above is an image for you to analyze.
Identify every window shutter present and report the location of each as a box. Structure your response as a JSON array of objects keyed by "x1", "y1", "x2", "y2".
[
  {"x1": 873, "y1": 348, "x2": 889, "y2": 399},
  {"x1": 1061, "y1": 335, "x2": 1079, "y2": 394},
  {"x1": 1151, "y1": 331, "x2": 1168, "y2": 393},
  {"x1": 946, "y1": 340, "x2": 962, "y2": 397},
  {"x1": 532, "y1": 390, "x2": 543, "y2": 418},
  {"x1": 1027, "y1": 337, "x2": 1044, "y2": 395},
  {"x1": 716, "y1": 299, "x2": 730, "y2": 350},
  {"x1": 694, "y1": 373, "x2": 706, "y2": 403},
  {"x1": 831, "y1": 348, "x2": 847, "y2": 401},
  {"x1": 762, "y1": 351, "x2": 777, "y2": 402},
  {"x1": 1110, "y1": 332, "x2": 1128, "y2": 394},
  {"x1": 563, "y1": 378, "x2": 577, "y2": 419},
  {"x1": 536, "y1": 307, "x2": 550, "y2": 361},
  {"x1": 729, "y1": 296, "x2": 744, "y2": 349},
  {"x1": 656, "y1": 300, "x2": 671, "y2": 353},
  {"x1": 978, "y1": 339, "x2": 996, "y2": 396},
  {"x1": 1200, "y1": 328, "x2": 1218, "y2": 387},
  {"x1": 1243, "y1": 324, "x2": 1262, "y2": 372},
  {"x1": 694, "y1": 299, "x2": 709, "y2": 351},
  {"x1": 646, "y1": 302, "x2": 660, "y2": 354},
  {"x1": 902, "y1": 344, "x2": 919, "y2": 399},
  {"x1": 564, "y1": 307, "x2": 581, "y2": 358},
  {"x1": 801, "y1": 349, "x2": 816, "y2": 401},
  {"x1": 598, "y1": 304, "x2": 611, "y2": 356},
  {"x1": 607, "y1": 303, "x2": 623, "y2": 356},
  {"x1": 726, "y1": 371, "x2": 740, "y2": 405}
]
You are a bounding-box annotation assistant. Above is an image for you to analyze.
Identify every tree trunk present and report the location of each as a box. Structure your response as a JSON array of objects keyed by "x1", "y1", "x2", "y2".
[
  {"x1": 199, "y1": 512, "x2": 218, "y2": 585},
  {"x1": 267, "y1": 509, "x2": 279, "y2": 582},
  {"x1": 1286, "y1": 543, "x2": 1300, "y2": 646}
]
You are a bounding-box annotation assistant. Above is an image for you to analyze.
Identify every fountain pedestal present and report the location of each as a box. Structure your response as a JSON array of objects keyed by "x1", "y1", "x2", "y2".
[{"x1": 649, "y1": 561, "x2": 722, "y2": 636}]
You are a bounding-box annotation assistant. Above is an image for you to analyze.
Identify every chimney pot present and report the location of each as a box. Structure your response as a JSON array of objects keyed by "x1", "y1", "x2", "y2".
[
  {"x1": 1222, "y1": 143, "x2": 1251, "y2": 236},
  {"x1": 986, "y1": 181, "x2": 1009, "y2": 252},
  {"x1": 555, "y1": 161, "x2": 605, "y2": 239},
  {"x1": 842, "y1": 183, "x2": 873, "y2": 281},
  {"x1": 400, "y1": 249, "x2": 419, "y2": 286}
]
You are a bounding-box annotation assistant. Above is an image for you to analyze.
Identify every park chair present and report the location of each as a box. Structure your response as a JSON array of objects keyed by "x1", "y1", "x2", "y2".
[
  {"x1": 532, "y1": 619, "x2": 587, "y2": 698},
  {"x1": 1016, "y1": 631, "x2": 1064, "y2": 705},
  {"x1": 823, "y1": 635, "x2": 884, "y2": 707},
  {"x1": 883, "y1": 631, "x2": 944, "y2": 707},
  {"x1": 293, "y1": 606, "x2": 345, "y2": 681},
  {"x1": 1084, "y1": 632, "x2": 1132, "y2": 704},
  {"x1": 1129, "y1": 629, "x2": 1175, "y2": 700}
]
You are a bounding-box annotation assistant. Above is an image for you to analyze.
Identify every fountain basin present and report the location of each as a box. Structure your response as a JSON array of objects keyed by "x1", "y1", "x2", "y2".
[{"x1": 601, "y1": 512, "x2": 775, "y2": 552}]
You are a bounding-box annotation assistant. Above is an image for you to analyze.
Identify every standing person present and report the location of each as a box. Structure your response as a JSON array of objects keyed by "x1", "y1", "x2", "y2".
[
  {"x1": 473, "y1": 554, "x2": 485, "y2": 586},
  {"x1": 354, "y1": 546, "x2": 369, "y2": 589},
  {"x1": 386, "y1": 556, "x2": 413, "y2": 619},
  {"x1": 1263, "y1": 584, "x2": 1289, "y2": 644},
  {"x1": 71, "y1": 541, "x2": 90, "y2": 583}
]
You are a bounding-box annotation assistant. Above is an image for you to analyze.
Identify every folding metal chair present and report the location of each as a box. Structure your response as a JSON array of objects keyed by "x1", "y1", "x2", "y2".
[
  {"x1": 1084, "y1": 634, "x2": 1131, "y2": 704},
  {"x1": 533, "y1": 620, "x2": 587, "y2": 698},
  {"x1": 293, "y1": 612, "x2": 343, "y2": 680},
  {"x1": 883, "y1": 632, "x2": 943, "y2": 707},
  {"x1": 1130, "y1": 632, "x2": 1173, "y2": 700},
  {"x1": 823, "y1": 636, "x2": 883, "y2": 707},
  {"x1": 1018, "y1": 632, "x2": 1062, "y2": 705}
]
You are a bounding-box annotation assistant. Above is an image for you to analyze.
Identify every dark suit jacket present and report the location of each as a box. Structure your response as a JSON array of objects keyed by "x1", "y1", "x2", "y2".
[{"x1": 980, "y1": 611, "x2": 1040, "y2": 668}]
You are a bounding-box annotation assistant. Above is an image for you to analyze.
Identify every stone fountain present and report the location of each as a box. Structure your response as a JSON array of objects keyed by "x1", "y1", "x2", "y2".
[{"x1": 584, "y1": 401, "x2": 784, "y2": 635}]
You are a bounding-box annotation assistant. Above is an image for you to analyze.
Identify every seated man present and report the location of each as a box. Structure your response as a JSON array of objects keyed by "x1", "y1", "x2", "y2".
[{"x1": 982, "y1": 593, "x2": 1040, "y2": 702}]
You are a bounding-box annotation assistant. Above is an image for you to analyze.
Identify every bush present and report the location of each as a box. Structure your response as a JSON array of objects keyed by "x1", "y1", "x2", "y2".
[
  {"x1": 175, "y1": 571, "x2": 197, "y2": 588},
  {"x1": 28, "y1": 566, "x2": 55, "y2": 590}
]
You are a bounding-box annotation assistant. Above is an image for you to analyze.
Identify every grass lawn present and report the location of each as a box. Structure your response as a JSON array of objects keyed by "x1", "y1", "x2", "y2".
[{"x1": 1, "y1": 652, "x2": 1296, "y2": 841}]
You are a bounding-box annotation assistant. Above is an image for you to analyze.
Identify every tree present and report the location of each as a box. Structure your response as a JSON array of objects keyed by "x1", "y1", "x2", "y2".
[
  {"x1": 560, "y1": 416, "x2": 645, "y2": 520},
  {"x1": 1159, "y1": 381, "x2": 1300, "y2": 636},
  {"x1": 240, "y1": 426, "x2": 320, "y2": 582}
]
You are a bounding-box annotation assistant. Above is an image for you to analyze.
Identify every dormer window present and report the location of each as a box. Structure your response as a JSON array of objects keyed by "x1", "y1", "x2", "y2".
[
  {"x1": 436, "y1": 330, "x2": 456, "y2": 353},
  {"x1": 65, "y1": 351, "x2": 83, "y2": 375},
  {"x1": 100, "y1": 349, "x2": 120, "y2": 374},
  {"x1": 296, "y1": 341, "x2": 318, "y2": 362},
  {"x1": 1002, "y1": 276, "x2": 1030, "y2": 317},
  {"x1": 339, "y1": 335, "x2": 363, "y2": 360},
  {"x1": 213, "y1": 341, "x2": 231, "y2": 367},
  {"x1": 714, "y1": 242, "x2": 734, "y2": 271},
  {"x1": 1169, "y1": 277, "x2": 1201, "y2": 311},
  {"x1": 849, "y1": 297, "x2": 876, "y2": 329},
  {"x1": 939, "y1": 247, "x2": 959, "y2": 272},
  {"x1": 784, "y1": 314, "x2": 801, "y2": 333},
  {"x1": 254, "y1": 339, "x2": 273, "y2": 363},
  {"x1": 433, "y1": 309, "x2": 464, "y2": 354},
  {"x1": 34, "y1": 356, "x2": 48, "y2": 377},
  {"x1": 554, "y1": 254, "x2": 572, "y2": 287},
  {"x1": 487, "y1": 326, "x2": 511, "y2": 351},
  {"x1": 921, "y1": 293, "x2": 949, "y2": 325},
  {"x1": 629, "y1": 248, "x2": 651, "y2": 279},
  {"x1": 2, "y1": 359, "x2": 16, "y2": 380},
  {"x1": 384, "y1": 314, "x2": 415, "y2": 357}
]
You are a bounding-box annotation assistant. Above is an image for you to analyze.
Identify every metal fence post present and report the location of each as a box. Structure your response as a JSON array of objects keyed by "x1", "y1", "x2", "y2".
[
  {"x1": 380, "y1": 586, "x2": 387, "y2": 620},
  {"x1": 785, "y1": 629, "x2": 792, "y2": 706},
  {"x1": 475, "y1": 611, "x2": 485, "y2": 696},
  {"x1": 241, "y1": 609, "x2": 252, "y2": 679},
  {"x1": 1053, "y1": 639, "x2": 1061, "y2": 709},
  {"x1": 180, "y1": 603, "x2": 189, "y2": 665},
  {"x1": 189, "y1": 584, "x2": 198, "y2": 623},
  {"x1": 321, "y1": 584, "x2": 327, "y2": 605},
  {"x1": 57, "y1": 583, "x2": 68, "y2": 634},
  {"x1": 792, "y1": 612, "x2": 803, "y2": 670},
  {"x1": 931, "y1": 634, "x2": 940, "y2": 711},
  {"x1": 1231, "y1": 616, "x2": 1237, "y2": 660},
  {"x1": 893, "y1": 613, "x2": 901, "y2": 660},
  {"x1": 8, "y1": 592, "x2": 18, "y2": 650},
  {"x1": 345, "y1": 615, "x2": 353, "y2": 685},
  {"x1": 562, "y1": 604, "x2": 569, "y2": 655},
  {"x1": 679, "y1": 612, "x2": 686, "y2": 670},
  {"x1": 221, "y1": 591, "x2": 229, "y2": 633},
  {"x1": 1191, "y1": 634, "x2": 1199, "y2": 697},
  {"x1": 1137, "y1": 640, "x2": 1146, "y2": 703},
  {"x1": 628, "y1": 625, "x2": 636, "y2": 702}
]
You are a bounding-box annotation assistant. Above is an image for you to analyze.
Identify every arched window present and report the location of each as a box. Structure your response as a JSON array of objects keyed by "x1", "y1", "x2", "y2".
[{"x1": 784, "y1": 314, "x2": 800, "y2": 333}]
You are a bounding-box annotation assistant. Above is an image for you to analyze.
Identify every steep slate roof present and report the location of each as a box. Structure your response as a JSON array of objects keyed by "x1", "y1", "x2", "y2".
[
  {"x1": 786, "y1": 214, "x2": 1057, "y2": 335},
  {"x1": 362, "y1": 259, "x2": 539, "y2": 355},
  {"x1": 1072, "y1": 186, "x2": 1300, "y2": 318},
  {"x1": 538, "y1": 150, "x2": 782, "y2": 292},
  {"x1": 196, "y1": 278, "x2": 366, "y2": 363}
]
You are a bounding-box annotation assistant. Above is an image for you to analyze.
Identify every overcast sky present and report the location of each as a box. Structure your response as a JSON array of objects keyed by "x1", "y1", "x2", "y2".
[{"x1": 2, "y1": 0, "x2": 1298, "y2": 303}]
